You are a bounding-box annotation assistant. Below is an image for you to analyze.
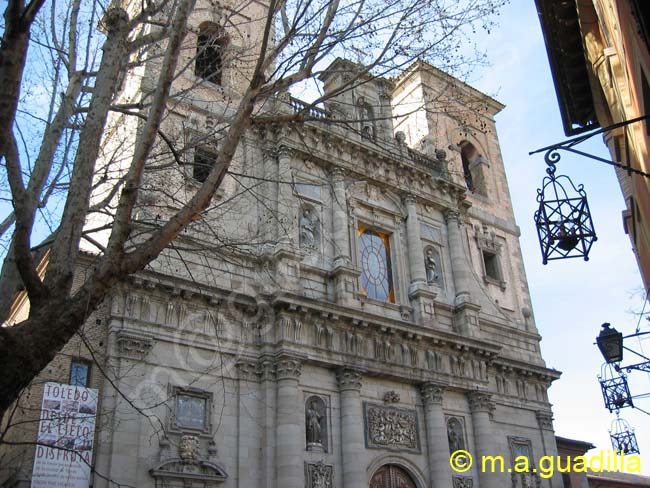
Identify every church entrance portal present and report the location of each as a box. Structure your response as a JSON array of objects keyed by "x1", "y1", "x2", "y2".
[{"x1": 369, "y1": 465, "x2": 417, "y2": 488}]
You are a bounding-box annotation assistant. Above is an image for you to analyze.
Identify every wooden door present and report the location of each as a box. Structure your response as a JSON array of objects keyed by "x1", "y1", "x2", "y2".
[{"x1": 369, "y1": 465, "x2": 417, "y2": 488}]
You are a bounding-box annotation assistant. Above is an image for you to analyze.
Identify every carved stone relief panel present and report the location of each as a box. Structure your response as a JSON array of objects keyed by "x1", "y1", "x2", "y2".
[
  {"x1": 453, "y1": 476, "x2": 474, "y2": 488},
  {"x1": 305, "y1": 461, "x2": 333, "y2": 488},
  {"x1": 363, "y1": 402, "x2": 420, "y2": 453}
]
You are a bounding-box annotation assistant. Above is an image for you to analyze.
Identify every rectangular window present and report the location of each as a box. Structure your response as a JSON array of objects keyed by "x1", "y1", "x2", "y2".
[
  {"x1": 482, "y1": 251, "x2": 501, "y2": 282},
  {"x1": 69, "y1": 360, "x2": 90, "y2": 387},
  {"x1": 176, "y1": 394, "x2": 207, "y2": 430},
  {"x1": 193, "y1": 147, "x2": 216, "y2": 183}
]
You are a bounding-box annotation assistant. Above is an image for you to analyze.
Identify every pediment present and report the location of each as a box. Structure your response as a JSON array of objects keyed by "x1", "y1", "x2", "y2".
[
  {"x1": 150, "y1": 458, "x2": 227, "y2": 485},
  {"x1": 350, "y1": 181, "x2": 403, "y2": 217}
]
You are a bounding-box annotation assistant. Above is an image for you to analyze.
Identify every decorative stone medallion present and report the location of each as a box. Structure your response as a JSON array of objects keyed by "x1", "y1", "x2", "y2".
[
  {"x1": 305, "y1": 461, "x2": 333, "y2": 488},
  {"x1": 363, "y1": 402, "x2": 420, "y2": 453},
  {"x1": 179, "y1": 434, "x2": 200, "y2": 463}
]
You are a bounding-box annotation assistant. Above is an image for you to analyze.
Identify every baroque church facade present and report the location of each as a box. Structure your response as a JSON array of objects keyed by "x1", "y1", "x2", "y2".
[{"x1": 1, "y1": 2, "x2": 564, "y2": 488}]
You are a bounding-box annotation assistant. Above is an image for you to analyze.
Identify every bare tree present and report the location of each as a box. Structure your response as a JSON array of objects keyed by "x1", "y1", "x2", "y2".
[{"x1": 0, "y1": 0, "x2": 506, "y2": 418}]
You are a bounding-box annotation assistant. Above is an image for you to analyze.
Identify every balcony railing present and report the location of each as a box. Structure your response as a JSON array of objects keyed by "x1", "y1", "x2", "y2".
[
  {"x1": 287, "y1": 96, "x2": 448, "y2": 180},
  {"x1": 288, "y1": 96, "x2": 331, "y2": 120}
]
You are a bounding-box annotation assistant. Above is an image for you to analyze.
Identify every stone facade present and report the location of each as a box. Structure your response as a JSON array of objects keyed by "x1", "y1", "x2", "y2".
[{"x1": 1, "y1": 2, "x2": 564, "y2": 488}]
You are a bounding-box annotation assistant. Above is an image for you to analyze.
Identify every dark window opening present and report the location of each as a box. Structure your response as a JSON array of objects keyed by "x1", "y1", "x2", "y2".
[
  {"x1": 193, "y1": 147, "x2": 216, "y2": 183},
  {"x1": 357, "y1": 97, "x2": 376, "y2": 140},
  {"x1": 483, "y1": 250, "x2": 501, "y2": 281},
  {"x1": 69, "y1": 360, "x2": 91, "y2": 387},
  {"x1": 195, "y1": 23, "x2": 228, "y2": 85},
  {"x1": 459, "y1": 141, "x2": 487, "y2": 195}
]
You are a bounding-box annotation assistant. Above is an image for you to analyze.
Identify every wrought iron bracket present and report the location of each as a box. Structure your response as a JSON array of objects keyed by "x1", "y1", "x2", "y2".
[
  {"x1": 618, "y1": 361, "x2": 650, "y2": 374},
  {"x1": 530, "y1": 115, "x2": 650, "y2": 178}
]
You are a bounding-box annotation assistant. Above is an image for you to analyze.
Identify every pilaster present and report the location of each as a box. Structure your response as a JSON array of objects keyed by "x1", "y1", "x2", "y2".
[
  {"x1": 276, "y1": 356, "x2": 303, "y2": 488},
  {"x1": 337, "y1": 368, "x2": 365, "y2": 488},
  {"x1": 421, "y1": 382, "x2": 453, "y2": 488},
  {"x1": 445, "y1": 210, "x2": 480, "y2": 336},
  {"x1": 467, "y1": 392, "x2": 500, "y2": 488}
]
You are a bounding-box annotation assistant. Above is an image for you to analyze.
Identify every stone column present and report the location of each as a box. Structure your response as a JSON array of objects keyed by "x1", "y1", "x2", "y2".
[
  {"x1": 330, "y1": 168, "x2": 358, "y2": 305},
  {"x1": 406, "y1": 195, "x2": 437, "y2": 324},
  {"x1": 276, "y1": 356, "x2": 303, "y2": 488},
  {"x1": 236, "y1": 361, "x2": 261, "y2": 487},
  {"x1": 536, "y1": 410, "x2": 562, "y2": 488},
  {"x1": 262, "y1": 148, "x2": 279, "y2": 244},
  {"x1": 421, "y1": 383, "x2": 453, "y2": 488},
  {"x1": 331, "y1": 168, "x2": 351, "y2": 267},
  {"x1": 445, "y1": 210, "x2": 472, "y2": 304},
  {"x1": 445, "y1": 210, "x2": 480, "y2": 336},
  {"x1": 405, "y1": 194, "x2": 427, "y2": 291},
  {"x1": 467, "y1": 392, "x2": 500, "y2": 488},
  {"x1": 259, "y1": 358, "x2": 276, "y2": 488},
  {"x1": 277, "y1": 145, "x2": 294, "y2": 245},
  {"x1": 337, "y1": 368, "x2": 365, "y2": 488}
]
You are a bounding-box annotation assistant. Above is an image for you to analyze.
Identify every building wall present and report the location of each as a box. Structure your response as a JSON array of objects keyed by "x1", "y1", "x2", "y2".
[
  {"x1": 576, "y1": 0, "x2": 650, "y2": 291},
  {"x1": 2, "y1": 2, "x2": 563, "y2": 488}
]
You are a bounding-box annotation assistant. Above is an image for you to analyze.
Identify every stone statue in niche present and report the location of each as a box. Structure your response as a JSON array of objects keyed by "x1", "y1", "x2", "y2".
[
  {"x1": 447, "y1": 417, "x2": 466, "y2": 454},
  {"x1": 299, "y1": 206, "x2": 320, "y2": 250},
  {"x1": 425, "y1": 248, "x2": 439, "y2": 284},
  {"x1": 305, "y1": 396, "x2": 327, "y2": 451}
]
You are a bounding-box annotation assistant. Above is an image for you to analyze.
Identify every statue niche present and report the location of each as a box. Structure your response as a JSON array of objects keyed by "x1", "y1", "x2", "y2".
[
  {"x1": 424, "y1": 246, "x2": 441, "y2": 285},
  {"x1": 447, "y1": 417, "x2": 466, "y2": 454},
  {"x1": 299, "y1": 205, "x2": 321, "y2": 251},
  {"x1": 305, "y1": 395, "x2": 328, "y2": 452}
]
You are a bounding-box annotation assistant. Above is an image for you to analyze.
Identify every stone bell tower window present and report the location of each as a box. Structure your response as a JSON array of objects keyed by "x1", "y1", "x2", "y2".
[
  {"x1": 460, "y1": 141, "x2": 488, "y2": 196},
  {"x1": 193, "y1": 146, "x2": 216, "y2": 183},
  {"x1": 195, "y1": 22, "x2": 229, "y2": 85}
]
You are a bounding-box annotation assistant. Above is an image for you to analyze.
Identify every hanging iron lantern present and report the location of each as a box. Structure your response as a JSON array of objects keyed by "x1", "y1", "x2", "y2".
[
  {"x1": 534, "y1": 151, "x2": 597, "y2": 264},
  {"x1": 598, "y1": 363, "x2": 633, "y2": 412},
  {"x1": 596, "y1": 323, "x2": 624, "y2": 364},
  {"x1": 609, "y1": 415, "x2": 640, "y2": 454}
]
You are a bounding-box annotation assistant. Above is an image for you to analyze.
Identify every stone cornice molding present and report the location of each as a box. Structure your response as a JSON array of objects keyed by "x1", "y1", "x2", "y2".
[
  {"x1": 536, "y1": 410, "x2": 554, "y2": 431},
  {"x1": 259, "y1": 358, "x2": 276, "y2": 381},
  {"x1": 275, "y1": 355, "x2": 303, "y2": 381},
  {"x1": 330, "y1": 167, "x2": 346, "y2": 182},
  {"x1": 116, "y1": 329, "x2": 154, "y2": 360},
  {"x1": 403, "y1": 193, "x2": 417, "y2": 206},
  {"x1": 336, "y1": 367, "x2": 363, "y2": 392},
  {"x1": 421, "y1": 382, "x2": 445, "y2": 406},
  {"x1": 235, "y1": 360, "x2": 260, "y2": 382},
  {"x1": 277, "y1": 144, "x2": 294, "y2": 159},
  {"x1": 466, "y1": 391, "x2": 495, "y2": 414},
  {"x1": 444, "y1": 209, "x2": 460, "y2": 224}
]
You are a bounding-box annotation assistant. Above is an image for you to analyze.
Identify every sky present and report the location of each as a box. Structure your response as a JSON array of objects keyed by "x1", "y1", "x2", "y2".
[{"x1": 471, "y1": 0, "x2": 650, "y2": 475}]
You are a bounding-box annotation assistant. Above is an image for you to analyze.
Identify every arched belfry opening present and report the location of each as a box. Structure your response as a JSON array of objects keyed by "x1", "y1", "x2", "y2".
[
  {"x1": 459, "y1": 140, "x2": 488, "y2": 195},
  {"x1": 195, "y1": 22, "x2": 229, "y2": 85}
]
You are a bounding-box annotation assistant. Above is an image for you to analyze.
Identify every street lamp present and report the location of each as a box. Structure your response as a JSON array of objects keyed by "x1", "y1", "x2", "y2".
[
  {"x1": 594, "y1": 322, "x2": 650, "y2": 454},
  {"x1": 534, "y1": 153, "x2": 597, "y2": 264},
  {"x1": 596, "y1": 323, "x2": 623, "y2": 364}
]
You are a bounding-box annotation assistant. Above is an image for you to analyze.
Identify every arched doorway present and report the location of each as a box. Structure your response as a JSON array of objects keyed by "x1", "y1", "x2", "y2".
[{"x1": 369, "y1": 464, "x2": 417, "y2": 488}]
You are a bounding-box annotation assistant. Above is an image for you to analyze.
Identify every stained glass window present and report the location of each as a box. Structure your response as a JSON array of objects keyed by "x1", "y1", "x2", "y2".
[{"x1": 359, "y1": 226, "x2": 394, "y2": 302}]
